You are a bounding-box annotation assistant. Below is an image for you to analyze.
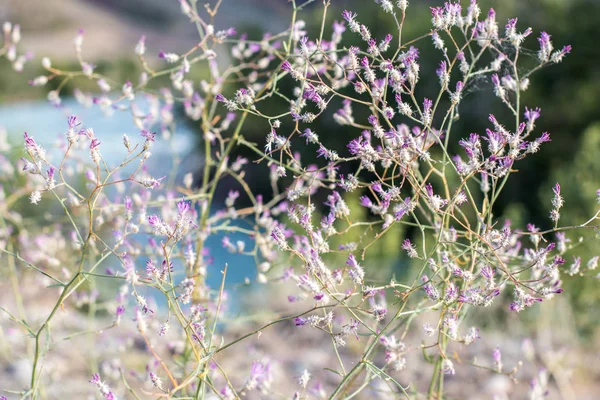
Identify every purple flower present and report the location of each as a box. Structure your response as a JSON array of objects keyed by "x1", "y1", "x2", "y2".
[
  {"x1": 89, "y1": 373, "x2": 116, "y2": 399},
  {"x1": 436, "y1": 61, "x2": 446, "y2": 78},
  {"x1": 481, "y1": 265, "x2": 495, "y2": 280},
  {"x1": 90, "y1": 138, "x2": 101, "y2": 149},
  {"x1": 360, "y1": 196, "x2": 372, "y2": 208},
  {"x1": 148, "y1": 215, "x2": 161, "y2": 226},
  {"x1": 552, "y1": 183, "x2": 561, "y2": 196},
  {"x1": 491, "y1": 74, "x2": 501, "y2": 87},
  {"x1": 67, "y1": 115, "x2": 81, "y2": 129},
  {"x1": 316, "y1": 145, "x2": 327, "y2": 159},
  {"x1": 425, "y1": 183, "x2": 434, "y2": 197},
  {"x1": 538, "y1": 32, "x2": 551, "y2": 47},
  {"x1": 423, "y1": 98, "x2": 433, "y2": 114},
  {"x1": 116, "y1": 305, "x2": 125, "y2": 316},
  {"x1": 524, "y1": 107, "x2": 541, "y2": 123},
  {"x1": 47, "y1": 166, "x2": 55, "y2": 181},
  {"x1": 140, "y1": 130, "x2": 156, "y2": 142},
  {"x1": 346, "y1": 254, "x2": 359, "y2": 268},
  {"x1": 23, "y1": 131, "x2": 38, "y2": 151},
  {"x1": 535, "y1": 132, "x2": 551, "y2": 144},
  {"x1": 489, "y1": 346, "x2": 506, "y2": 373},
  {"x1": 421, "y1": 275, "x2": 440, "y2": 301},
  {"x1": 360, "y1": 56, "x2": 370, "y2": 69},
  {"x1": 341, "y1": 10, "x2": 357, "y2": 23},
  {"x1": 430, "y1": 6, "x2": 444, "y2": 19},
  {"x1": 177, "y1": 198, "x2": 191, "y2": 215},
  {"x1": 281, "y1": 60, "x2": 292, "y2": 72},
  {"x1": 506, "y1": 18, "x2": 518, "y2": 31},
  {"x1": 347, "y1": 137, "x2": 364, "y2": 155},
  {"x1": 333, "y1": 20, "x2": 346, "y2": 35}
]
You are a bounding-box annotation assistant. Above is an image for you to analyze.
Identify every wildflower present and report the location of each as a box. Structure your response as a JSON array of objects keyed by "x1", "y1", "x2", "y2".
[
  {"x1": 422, "y1": 275, "x2": 440, "y2": 301},
  {"x1": 421, "y1": 323, "x2": 434, "y2": 337},
  {"x1": 361, "y1": 56, "x2": 375, "y2": 83},
  {"x1": 300, "y1": 128, "x2": 319, "y2": 144},
  {"x1": 270, "y1": 226, "x2": 287, "y2": 249},
  {"x1": 451, "y1": 81, "x2": 464, "y2": 105},
  {"x1": 395, "y1": 93, "x2": 412, "y2": 116},
  {"x1": 371, "y1": 304, "x2": 388, "y2": 321},
  {"x1": 90, "y1": 138, "x2": 101, "y2": 163},
  {"x1": 464, "y1": 327, "x2": 480, "y2": 345},
  {"x1": 380, "y1": 335, "x2": 407, "y2": 371},
  {"x1": 422, "y1": 98, "x2": 433, "y2": 126},
  {"x1": 316, "y1": 145, "x2": 339, "y2": 161},
  {"x1": 82, "y1": 62, "x2": 95, "y2": 77},
  {"x1": 444, "y1": 314, "x2": 459, "y2": 340},
  {"x1": 216, "y1": 27, "x2": 236, "y2": 40},
  {"x1": 89, "y1": 373, "x2": 117, "y2": 400},
  {"x1": 587, "y1": 256, "x2": 599, "y2": 271},
  {"x1": 441, "y1": 359, "x2": 455, "y2": 375},
  {"x1": 114, "y1": 305, "x2": 125, "y2": 325},
  {"x1": 24, "y1": 131, "x2": 45, "y2": 159},
  {"x1": 493, "y1": 347, "x2": 502, "y2": 372},
  {"x1": 29, "y1": 75, "x2": 48, "y2": 86},
  {"x1": 133, "y1": 292, "x2": 153, "y2": 314},
  {"x1": 342, "y1": 10, "x2": 360, "y2": 33},
  {"x1": 550, "y1": 183, "x2": 563, "y2": 223},
  {"x1": 524, "y1": 107, "x2": 541, "y2": 132},
  {"x1": 436, "y1": 61, "x2": 449, "y2": 87},
  {"x1": 158, "y1": 50, "x2": 180, "y2": 63},
  {"x1": 30, "y1": 190, "x2": 42, "y2": 204},
  {"x1": 281, "y1": 60, "x2": 303, "y2": 80},
  {"x1": 568, "y1": 256, "x2": 581, "y2": 276},
  {"x1": 135, "y1": 35, "x2": 146, "y2": 56},
  {"x1": 141, "y1": 176, "x2": 165, "y2": 189},
  {"x1": 346, "y1": 254, "x2": 365, "y2": 285},
  {"x1": 244, "y1": 360, "x2": 272, "y2": 392},
  {"x1": 215, "y1": 93, "x2": 238, "y2": 111},
  {"x1": 42, "y1": 57, "x2": 52, "y2": 69},
  {"x1": 402, "y1": 239, "x2": 418, "y2": 258},
  {"x1": 492, "y1": 73, "x2": 505, "y2": 100},
  {"x1": 425, "y1": 183, "x2": 448, "y2": 212},
  {"x1": 550, "y1": 45, "x2": 571, "y2": 63},
  {"x1": 509, "y1": 287, "x2": 543, "y2": 312},
  {"x1": 379, "y1": 34, "x2": 393, "y2": 52},
  {"x1": 397, "y1": 0, "x2": 409, "y2": 11},
  {"x1": 297, "y1": 370, "x2": 311, "y2": 389},
  {"x1": 74, "y1": 28, "x2": 84, "y2": 52},
  {"x1": 150, "y1": 372, "x2": 164, "y2": 391}
]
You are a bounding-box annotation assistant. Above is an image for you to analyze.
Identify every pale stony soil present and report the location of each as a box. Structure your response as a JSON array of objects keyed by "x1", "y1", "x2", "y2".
[{"x1": 2, "y1": 276, "x2": 599, "y2": 399}]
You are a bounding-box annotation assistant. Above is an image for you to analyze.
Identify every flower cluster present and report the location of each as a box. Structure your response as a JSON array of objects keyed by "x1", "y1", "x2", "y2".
[{"x1": 0, "y1": 1, "x2": 597, "y2": 399}]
